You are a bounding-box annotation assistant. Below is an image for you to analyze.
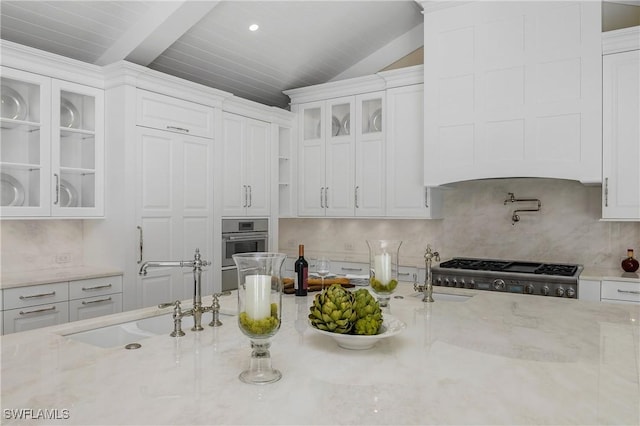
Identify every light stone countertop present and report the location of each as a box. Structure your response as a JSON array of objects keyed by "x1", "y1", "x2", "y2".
[
  {"x1": 1, "y1": 284, "x2": 639, "y2": 425},
  {"x1": 581, "y1": 266, "x2": 640, "y2": 283},
  {"x1": 0, "y1": 266, "x2": 123, "y2": 289}
]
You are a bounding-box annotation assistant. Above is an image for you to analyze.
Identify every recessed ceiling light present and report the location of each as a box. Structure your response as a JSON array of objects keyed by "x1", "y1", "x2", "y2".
[{"x1": 249, "y1": 24, "x2": 259, "y2": 32}]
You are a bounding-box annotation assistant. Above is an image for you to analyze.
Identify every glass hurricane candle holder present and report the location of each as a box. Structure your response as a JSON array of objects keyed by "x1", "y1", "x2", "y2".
[
  {"x1": 367, "y1": 240, "x2": 403, "y2": 307},
  {"x1": 233, "y1": 252, "x2": 286, "y2": 384}
]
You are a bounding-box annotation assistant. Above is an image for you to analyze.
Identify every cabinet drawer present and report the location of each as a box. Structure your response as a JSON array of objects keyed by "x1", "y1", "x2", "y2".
[
  {"x1": 69, "y1": 293, "x2": 123, "y2": 322},
  {"x1": 69, "y1": 275, "x2": 123, "y2": 300},
  {"x1": 601, "y1": 280, "x2": 640, "y2": 303},
  {"x1": 3, "y1": 302, "x2": 69, "y2": 335},
  {"x1": 137, "y1": 89, "x2": 214, "y2": 138},
  {"x1": 3, "y1": 282, "x2": 69, "y2": 310}
]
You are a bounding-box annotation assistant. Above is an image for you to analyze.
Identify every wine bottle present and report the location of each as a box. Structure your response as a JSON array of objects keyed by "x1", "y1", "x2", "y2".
[
  {"x1": 621, "y1": 249, "x2": 639, "y2": 273},
  {"x1": 294, "y1": 244, "x2": 308, "y2": 296}
]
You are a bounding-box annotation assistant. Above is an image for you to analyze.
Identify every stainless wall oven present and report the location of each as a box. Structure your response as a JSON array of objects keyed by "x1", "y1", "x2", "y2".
[{"x1": 221, "y1": 218, "x2": 269, "y2": 291}]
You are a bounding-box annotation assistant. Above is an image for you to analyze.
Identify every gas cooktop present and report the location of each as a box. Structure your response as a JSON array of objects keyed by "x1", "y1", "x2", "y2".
[
  {"x1": 438, "y1": 258, "x2": 579, "y2": 277},
  {"x1": 432, "y1": 257, "x2": 583, "y2": 298}
]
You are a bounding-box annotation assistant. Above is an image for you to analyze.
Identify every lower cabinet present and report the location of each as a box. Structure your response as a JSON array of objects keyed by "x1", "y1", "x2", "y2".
[
  {"x1": 2, "y1": 275, "x2": 122, "y2": 335},
  {"x1": 601, "y1": 279, "x2": 640, "y2": 304},
  {"x1": 578, "y1": 279, "x2": 601, "y2": 301}
]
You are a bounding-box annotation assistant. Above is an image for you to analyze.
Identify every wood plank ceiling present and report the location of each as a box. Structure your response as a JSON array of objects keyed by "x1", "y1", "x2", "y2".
[{"x1": 0, "y1": 1, "x2": 424, "y2": 108}]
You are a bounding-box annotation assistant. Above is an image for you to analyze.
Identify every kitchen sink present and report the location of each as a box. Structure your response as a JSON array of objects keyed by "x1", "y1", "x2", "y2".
[{"x1": 64, "y1": 311, "x2": 232, "y2": 348}]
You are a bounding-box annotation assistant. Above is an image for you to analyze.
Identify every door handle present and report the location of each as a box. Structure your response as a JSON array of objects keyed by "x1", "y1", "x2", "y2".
[
  {"x1": 325, "y1": 187, "x2": 329, "y2": 208},
  {"x1": 137, "y1": 226, "x2": 143, "y2": 264},
  {"x1": 355, "y1": 186, "x2": 359, "y2": 209},
  {"x1": 320, "y1": 187, "x2": 324, "y2": 208},
  {"x1": 54, "y1": 173, "x2": 60, "y2": 205},
  {"x1": 248, "y1": 185, "x2": 252, "y2": 208}
]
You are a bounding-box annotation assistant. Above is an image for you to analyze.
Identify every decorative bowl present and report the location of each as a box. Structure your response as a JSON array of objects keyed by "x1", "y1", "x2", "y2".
[{"x1": 308, "y1": 314, "x2": 406, "y2": 350}]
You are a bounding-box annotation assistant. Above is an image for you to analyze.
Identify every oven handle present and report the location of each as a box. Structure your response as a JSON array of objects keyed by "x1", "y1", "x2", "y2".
[{"x1": 223, "y1": 233, "x2": 269, "y2": 242}]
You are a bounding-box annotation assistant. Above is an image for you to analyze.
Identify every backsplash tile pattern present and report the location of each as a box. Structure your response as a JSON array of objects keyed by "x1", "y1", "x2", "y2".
[
  {"x1": 1, "y1": 220, "x2": 84, "y2": 273},
  {"x1": 280, "y1": 179, "x2": 640, "y2": 270}
]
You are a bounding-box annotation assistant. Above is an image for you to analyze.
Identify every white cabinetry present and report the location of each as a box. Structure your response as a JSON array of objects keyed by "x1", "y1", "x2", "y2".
[
  {"x1": 601, "y1": 279, "x2": 640, "y2": 304},
  {"x1": 286, "y1": 66, "x2": 442, "y2": 219},
  {"x1": 295, "y1": 92, "x2": 385, "y2": 217},
  {"x1": 1, "y1": 66, "x2": 104, "y2": 217},
  {"x1": 602, "y1": 27, "x2": 640, "y2": 220},
  {"x1": 222, "y1": 112, "x2": 270, "y2": 217},
  {"x1": 1, "y1": 274, "x2": 122, "y2": 334},
  {"x1": 135, "y1": 93, "x2": 214, "y2": 308},
  {"x1": 578, "y1": 278, "x2": 601, "y2": 301},
  {"x1": 385, "y1": 83, "x2": 442, "y2": 218},
  {"x1": 68, "y1": 276, "x2": 123, "y2": 321},
  {"x1": 423, "y1": 1, "x2": 602, "y2": 186}
]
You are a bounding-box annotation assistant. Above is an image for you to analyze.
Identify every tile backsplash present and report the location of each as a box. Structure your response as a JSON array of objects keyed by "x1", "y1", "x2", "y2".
[
  {"x1": 279, "y1": 178, "x2": 640, "y2": 270},
  {"x1": 1, "y1": 220, "x2": 84, "y2": 274}
]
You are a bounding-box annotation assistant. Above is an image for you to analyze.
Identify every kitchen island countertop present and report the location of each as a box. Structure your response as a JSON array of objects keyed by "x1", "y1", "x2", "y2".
[{"x1": 1, "y1": 284, "x2": 638, "y2": 425}]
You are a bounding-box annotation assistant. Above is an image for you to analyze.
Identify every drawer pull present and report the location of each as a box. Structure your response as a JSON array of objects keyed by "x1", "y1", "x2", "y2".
[
  {"x1": 617, "y1": 289, "x2": 640, "y2": 295},
  {"x1": 19, "y1": 306, "x2": 56, "y2": 315},
  {"x1": 81, "y1": 284, "x2": 113, "y2": 291},
  {"x1": 398, "y1": 272, "x2": 411, "y2": 276},
  {"x1": 166, "y1": 126, "x2": 190, "y2": 133},
  {"x1": 341, "y1": 267, "x2": 362, "y2": 272},
  {"x1": 82, "y1": 297, "x2": 112, "y2": 305},
  {"x1": 19, "y1": 291, "x2": 56, "y2": 300}
]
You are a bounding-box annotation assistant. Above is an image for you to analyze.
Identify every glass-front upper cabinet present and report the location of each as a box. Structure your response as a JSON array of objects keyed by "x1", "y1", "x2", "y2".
[
  {"x1": 0, "y1": 68, "x2": 104, "y2": 218},
  {"x1": 328, "y1": 99, "x2": 353, "y2": 138},
  {"x1": 301, "y1": 101, "x2": 323, "y2": 141},
  {"x1": 51, "y1": 80, "x2": 104, "y2": 217},
  {"x1": 1, "y1": 68, "x2": 51, "y2": 216}
]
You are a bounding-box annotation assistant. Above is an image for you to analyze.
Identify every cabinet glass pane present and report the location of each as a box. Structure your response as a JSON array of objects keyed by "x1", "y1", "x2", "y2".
[
  {"x1": 59, "y1": 170, "x2": 94, "y2": 208},
  {"x1": 1, "y1": 78, "x2": 41, "y2": 123},
  {"x1": 303, "y1": 107, "x2": 321, "y2": 140},
  {"x1": 59, "y1": 131, "x2": 95, "y2": 169},
  {"x1": 1, "y1": 123, "x2": 41, "y2": 165},
  {"x1": 60, "y1": 91, "x2": 95, "y2": 131},
  {"x1": 331, "y1": 103, "x2": 350, "y2": 136},
  {"x1": 362, "y1": 98, "x2": 383, "y2": 134},
  {"x1": 1, "y1": 167, "x2": 40, "y2": 207}
]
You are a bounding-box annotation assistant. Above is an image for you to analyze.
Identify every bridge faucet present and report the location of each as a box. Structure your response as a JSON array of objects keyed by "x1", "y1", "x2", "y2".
[
  {"x1": 414, "y1": 245, "x2": 440, "y2": 303},
  {"x1": 139, "y1": 248, "x2": 211, "y2": 331}
]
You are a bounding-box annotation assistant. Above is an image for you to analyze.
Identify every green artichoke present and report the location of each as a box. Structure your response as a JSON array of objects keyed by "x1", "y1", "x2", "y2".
[
  {"x1": 352, "y1": 288, "x2": 383, "y2": 335},
  {"x1": 308, "y1": 284, "x2": 356, "y2": 334}
]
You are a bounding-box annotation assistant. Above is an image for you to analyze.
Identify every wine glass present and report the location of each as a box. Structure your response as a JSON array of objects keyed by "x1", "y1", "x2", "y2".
[
  {"x1": 316, "y1": 256, "x2": 332, "y2": 287},
  {"x1": 233, "y1": 252, "x2": 286, "y2": 384}
]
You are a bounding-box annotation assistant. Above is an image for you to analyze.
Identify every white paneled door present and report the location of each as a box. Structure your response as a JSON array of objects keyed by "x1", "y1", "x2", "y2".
[{"x1": 136, "y1": 127, "x2": 213, "y2": 308}]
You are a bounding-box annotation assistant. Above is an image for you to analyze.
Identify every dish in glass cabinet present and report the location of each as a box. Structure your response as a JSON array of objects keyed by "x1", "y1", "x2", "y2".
[
  {"x1": 0, "y1": 173, "x2": 25, "y2": 207},
  {"x1": 369, "y1": 108, "x2": 382, "y2": 132},
  {"x1": 59, "y1": 179, "x2": 78, "y2": 208},
  {"x1": 1, "y1": 86, "x2": 27, "y2": 121},
  {"x1": 308, "y1": 314, "x2": 406, "y2": 350},
  {"x1": 341, "y1": 113, "x2": 350, "y2": 136},
  {"x1": 331, "y1": 115, "x2": 341, "y2": 136},
  {"x1": 60, "y1": 98, "x2": 79, "y2": 128}
]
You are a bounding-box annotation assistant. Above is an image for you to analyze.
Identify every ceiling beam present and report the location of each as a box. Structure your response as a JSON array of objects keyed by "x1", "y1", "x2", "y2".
[
  {"x1": 95, "y1": 1, "x2": 221, "y2": 67},
  {"x1": 329, "y1": 22, "x2": 424, "y2": 82}
]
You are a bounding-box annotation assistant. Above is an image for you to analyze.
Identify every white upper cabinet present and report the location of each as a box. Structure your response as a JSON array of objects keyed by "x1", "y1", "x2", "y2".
[
  {"x1": 222, "y1": 112, "x2": 270, "y2": 217},
  {"x1": 602, "y1": 28, "x2": 640, "y2": 221},
  {"x1": 1, "y1": 66, "x2": 104, "y2": 218},
  {"x1": 423, "y1": 1, "x2": 602, "y2": 186},
  {"x1": 296, "y1": 93, "x2": 385, "y2": 217},
  {"x1": 386, "y1": 83, "x2": 442, "y2": 218}
]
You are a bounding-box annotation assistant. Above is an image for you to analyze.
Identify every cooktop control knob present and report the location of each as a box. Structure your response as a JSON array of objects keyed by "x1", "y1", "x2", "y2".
[
  {"x1": 541, "y1": 286, "x2": 550, "y2": 296},
  {"x1": 468, "y1": 280, "x2": 475, "y2": 289},
  {"x1": 556, "y1": 287, "x2": 565, "y2": 297},
  {"x1": 435, "y1": 277, "x2": 442, "y2": 286},
  {"x1": 459, "y1": 279, "x2": 466, "y2": 288},
  {"x1": 452, "y1": 279, "x2": 458, "y2": 287},
  {"x1": 444, "y1": 278, "x2": 450, "y2": 287},
  {"x1": 566, "y1": 288, "x2": 576, "y2": 298},
  {"x1": 524, "y1": 284, "x2": 535, "y2": 294},
  {"x1": 493, "y1": 279, "x2": 505, "y2": 290}
]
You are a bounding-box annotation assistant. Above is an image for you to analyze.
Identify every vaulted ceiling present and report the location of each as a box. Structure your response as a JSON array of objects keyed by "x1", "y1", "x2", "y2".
[{"x1": 0, "y1": 1, "x2": 424, "y2": 108}]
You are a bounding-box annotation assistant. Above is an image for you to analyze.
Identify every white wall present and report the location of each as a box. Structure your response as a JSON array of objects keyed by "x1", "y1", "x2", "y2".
[{"x1": 279, "y1": 178, "x2": 640, "y2": 270}]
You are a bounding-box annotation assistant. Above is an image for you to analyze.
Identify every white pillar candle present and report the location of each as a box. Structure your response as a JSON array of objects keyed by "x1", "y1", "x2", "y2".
[
  {"x1": 374, "y1": 253, "x2": 392, "y2": 284},
  {"x1": 245, "y1": 275, "x2": 271, "y2": 320}
]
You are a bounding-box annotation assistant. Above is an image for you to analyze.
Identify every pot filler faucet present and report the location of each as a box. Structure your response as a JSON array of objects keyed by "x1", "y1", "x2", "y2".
[
  {"x1": 139, "y1": 248, "x2": 219, "y2": 334},
  {"x1": 414, "y1": 245, "x2": 440, "y2": 303}
]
